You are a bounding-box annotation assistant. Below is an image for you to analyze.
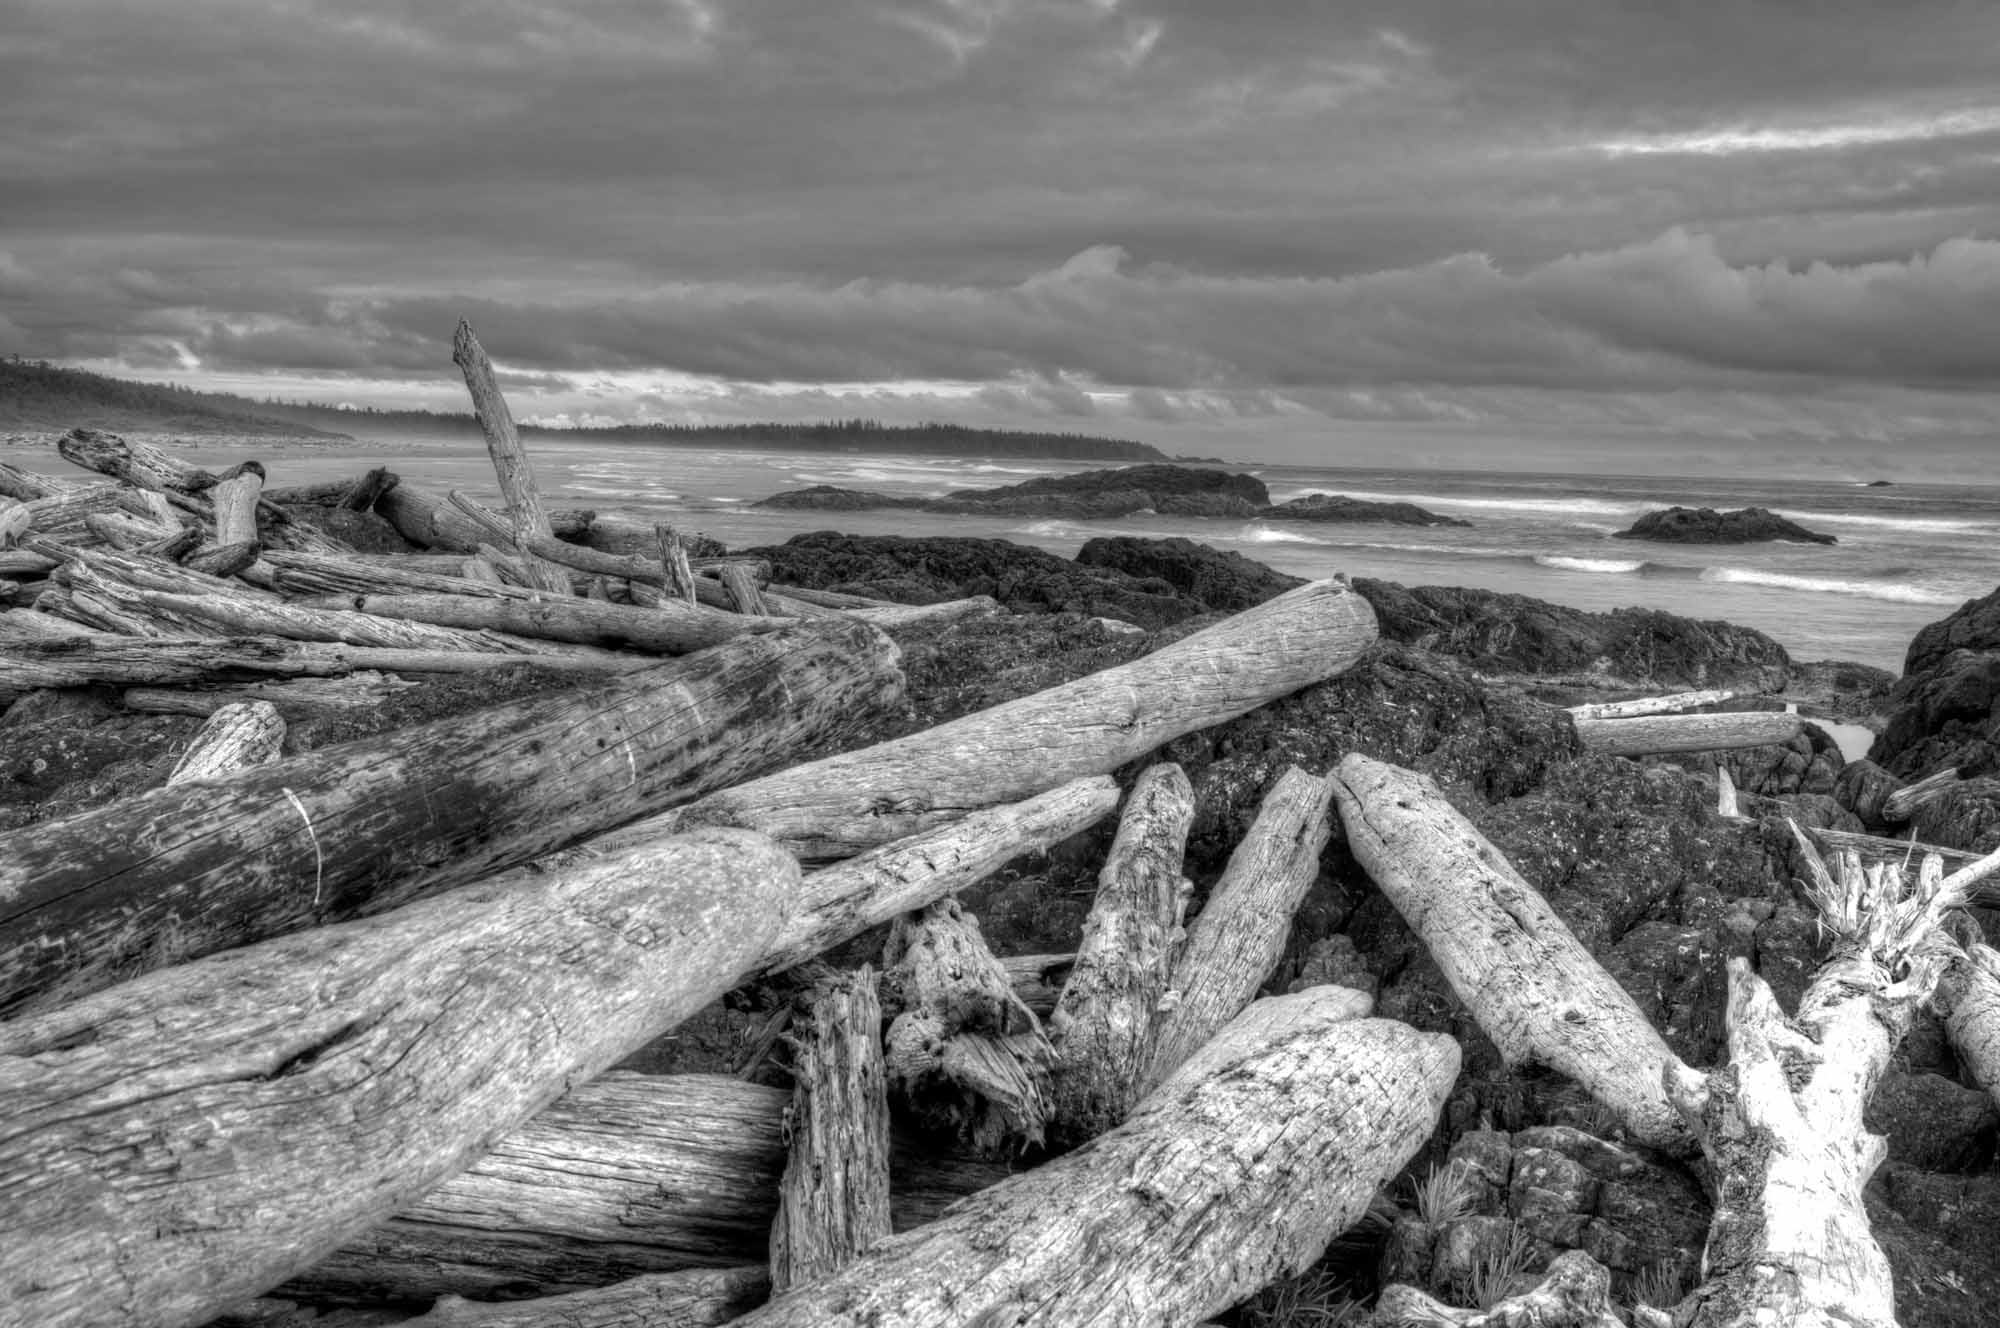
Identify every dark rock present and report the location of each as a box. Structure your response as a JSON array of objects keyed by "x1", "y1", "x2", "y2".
[
  {"x1": 1909, "y1": 777, "x2": 2000, "y2": 854},
  {"x1": 753, "y1": 484, "x2": 919, "y2": 512},
  {"x1": 1872, "y1": 587, "x2": 2000, "y2": 784},
  {"x1": 1262, "y1": 492, "x2": 1471, "y2": 527},
  {"x1": 1072, "y1": 536, "x2": 1305, "y2": 614},
  {"x1": 1352, "y1": 578, "x2": 1791, "y2": 692},
  {"x1": 1786, "y1": 658, "x2": 1899, "y2": 725},
  {"x1": 1904, "y1": 586, "x2": 2000, "y2": 679},
  {"x1": 1835, "y1": 758, "x2": 1904, "y2": 830},
  {"x1": 1709, "y1": 719, "x2": 1845, "y2": 797},
  {"x1": 1612, "y1": 505, "x2": 1837, "y2": 545},
  {"x1": 1866, "y1": 1071, "x2": 1999, "y2": 1172},
  {"x1": 1868, "y1": 1187, "x2": 2000, "y2": 1327},
  {"x1": 740, "y1": 532, "x2": 1200, "y2": 629}
]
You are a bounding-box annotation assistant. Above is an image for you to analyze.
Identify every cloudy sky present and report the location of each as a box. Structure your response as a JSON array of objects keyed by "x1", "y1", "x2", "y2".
[{"x1": 6, "y1": 0, "x2": 2000, "y2": 473}]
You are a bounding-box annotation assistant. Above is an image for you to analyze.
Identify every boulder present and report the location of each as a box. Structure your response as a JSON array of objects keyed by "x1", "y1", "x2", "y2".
[
  {"x1": 1072, "y1": 535, "x2": 1304, "y2": 614},
  {"x1": 753, "y1": 485, "x2": 920, "y2": 511},
  {"x1": 753, "y1": 465, "x2": 1270, "y2": 519},
  {"x1": 1262, "y1": 492, "x2": 1471, "y2": 527},
  {"x1": 1872, "y1": 587, "x2": 2000, "y2": 785},
  {"x1": 1612, "y1": 505, "x2": 1837, "y2": 545},
  {"x1": 1351, "y1": 578, "x2": 1792, "y2": 692}
]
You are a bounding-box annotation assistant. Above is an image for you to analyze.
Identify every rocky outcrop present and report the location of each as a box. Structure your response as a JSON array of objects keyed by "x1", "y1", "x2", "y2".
[
  {"x1": 754, "y1": 485, "x2": 921, "y2": 512},
  {"x1": 1612, "y1": 505, "x2": 1836, "y2": 544},
  {"x1": 1073, "y1": 535, "x2": 1305, "y2": 615},
  {"x1": 1870, "y1": 586, "x2": 2000, "y2": 795},
  {"x1": 1351, "y1": 578, "x2": 1792, "y2": 693},
  {"x1": 1263, "y1": 492, "x2": 1470, "y2": 527},
  {"x1": 752, "y1": 464, "x2": 1269, "y2": 520}
]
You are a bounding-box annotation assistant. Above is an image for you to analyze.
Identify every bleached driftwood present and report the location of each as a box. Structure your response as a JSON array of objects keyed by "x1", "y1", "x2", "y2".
[
  {"x1": 848, "y1": 596, "x2": 1000, "y2": 629},
  {"x1": 728, "y1": 991, "x2": 1458, "y2": 1328},
  {"x1": 258, "y1": 549, "x2": 535, "y2": 599},
  {"x1": 1940, "y1": 938, "x2": 2000, "y2": 1114},
  {"x1": 211, "y1": 466, "x2": 264, "y2": 548},
  {"x1": 1716, "y1": 764, "x2": 1742, "y2": 819},
  {"x1": 1137, "y1": 765, "x2": 1336, "y2": 1093},
  {"x1": 0, "y1": 620, "x2": 902, "y2": 1015},
  {"x1": 1566, "y1": 689, "x2": 1739, "y2": 721},
  {"x1": 387, "y1": 1267, "x2": 770, "y2": 1328},
  {"x1": 882, "y1": 898, "x2": 1053, "y2": 1153},
  {"x1": 770, "y1": 969, "x2": 892, "y2": 1293},
  {"x1": 1572, "y1": 710, "x2": 1804, "y2": 756},
  {"x1": 1646, "y1": 832, "x2": 1977, "y2": 1328},
  {"x1": 1331, "y1": 753, "x2": 1694, "y2": 1153},
  {"x1": 123, "y1": 672, "x2": 418, "y2": 718},
  {"x1": 58, "y1": 425, "x2": 220, "y2": 493},
  {"x1": 1883, "y1": 766, "x2": 1963, "y2": 822},
  {"x1": 452, "y1": 321, "x2": 571, "y2": 594},
  {"x1": 1376, "y1": 1249, "x2": 1623, "y2": 1327},
  {"x1": 1045, "y1": 763, "x2": 1195, "y2": 1145},
  {"x1": 165, "y1": 700, "x2": 287, "y2": 784},
  {"x1": 0, "y1": 830, "x2": 799, "y2": 1328},
  {"x1": 600, "y1": 577, "x2": 1378, "y2": 860},
  {"x1": 300, "y1": 590, "x2": 793, "y2": 655}
]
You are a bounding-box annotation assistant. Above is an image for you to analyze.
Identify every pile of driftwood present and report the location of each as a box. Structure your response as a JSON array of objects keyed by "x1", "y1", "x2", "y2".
[{"x1": 5, "y1": 326, "x2": 2000, "y2": 1328}]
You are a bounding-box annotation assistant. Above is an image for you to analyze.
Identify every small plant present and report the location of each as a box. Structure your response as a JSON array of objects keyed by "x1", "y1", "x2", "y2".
[
  {"x1": 1408, "y1": 1159, "x2": 1477, "y2": 1229},
  {"x1": 1629, "y1": 1258, "x2": 1689, "y2": 1311},
  {"x1": 1460, "y1": 1220, "x2": 1537, "y2": 1311},
  {"x1": 1237, "y1": 1265, "x2": 1366, "y2": 1328}
]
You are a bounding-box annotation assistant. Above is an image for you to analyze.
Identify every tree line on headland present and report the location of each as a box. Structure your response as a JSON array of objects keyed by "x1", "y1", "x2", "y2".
[{"x1": 0, "y1": 359, "x2": 1170, "y2": 461}]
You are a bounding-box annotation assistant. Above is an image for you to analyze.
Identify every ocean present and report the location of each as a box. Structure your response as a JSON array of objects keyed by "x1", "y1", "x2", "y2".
[{"x1": 86, "y1": 436, "x2": 2000, "y2": 673}]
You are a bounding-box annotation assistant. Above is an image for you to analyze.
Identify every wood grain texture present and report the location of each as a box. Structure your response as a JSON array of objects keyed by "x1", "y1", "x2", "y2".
[
  {"x1": 731, "y1": 990, "x2": 1460, "y2": 1328},
  {"x1": 1565, "y1": 689, "x2": 1739, "y2": 721},
  {"x1": 1045, "y1": 763, "x2": 1194, "y2": 1144},
  {"x1": 1137, "y1": 765, "x2": 1338, "y2": 1093},
  {"x1": 0, "y1": 619, "x2": 904, "y2": 1015},
  {"x1": 306, "y1": 592, "x2": 791, "y2": 656},
  {"x1": 1332, "y1": 753, "x2": 1695, "y2": 1154},
  {"x1": 604, "y1": 577, "x2": 1378, "y2": 860},
  {"x1": 0, "y1": 829, "x2": 799, "y2": 1328},
  {"x1": 1572, "y1": 710, "x2": 1804, "y2": 756},
  {"x1": 166, "y1": 700, "x2": 287, "y2": 784}
]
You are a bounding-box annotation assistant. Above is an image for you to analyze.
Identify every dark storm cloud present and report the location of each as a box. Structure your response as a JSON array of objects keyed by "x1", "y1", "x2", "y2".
[{"x1": 6, "y1": 0, "x2": 2000, "y2": 446}]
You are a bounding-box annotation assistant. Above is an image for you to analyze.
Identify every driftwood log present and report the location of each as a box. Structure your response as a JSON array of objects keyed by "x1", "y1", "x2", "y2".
[
  {"x1": 299, "y1": 591, "x2": 791, "y2": 655},
  {"x1": 1331, "y1": 754, "x2": 1695, "y2": 1153},
  {"x1": 769, "y1": 970, "x2": 893, "y2": 1293},
  {"x1": 1045, "y1": 763, "x2": 1194, "y2": 1145},
  {"x1": 1137, "y1": 764, "x2": 1334, "y2": 1094},
  {"x1": 123, "y1": 672, "x2": 418, "y2": 718},
  {"x1": 1565, "y1": 689, "x2": 1740, "y2": 721},
  {"x1": 165, "y1": 700, "x2": 287, "y2": 784},
  {"x1": 1571, "y1": 710, "x2": 1804, "y2": 756},
  {"x1": 0, "y1": 619, "x2": 903, "y2": 1015},
  {"x1": 728, "y1": 991, "x2": 1459, "y2": 1327},
  {"x1": 596, "y1": 577, "x2": 1377, "y2": 860},
  {"x1": 0, "y1": 830, "x2": 799, "y2": 1328},
  {"x1": 388, "y1": 1267, "x2": 771, "y2": 1328}
]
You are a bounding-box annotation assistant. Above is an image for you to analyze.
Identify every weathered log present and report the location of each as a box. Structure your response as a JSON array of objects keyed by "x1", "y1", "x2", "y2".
[
  {"x1": 1716, "y1": 763, "x2": 1742, "y2": 819},
  {"x1": 460, "y1": 554, "x2": 506, "y2": 586},
  {"x1": 659, "y1": 523, "x2": 698, "y2": 605},
  {"x1": 342, "y1": 466, "x2": 399, "y2": 510},
  {"x1": 1565, "y1": 688, "x2": 1740, "y2": 721},
  {"x1": 443, "y1": 490, "x2": 580, "y2": 594},
  {"x1": 454, "y1": 322, "x2": 556, "y2": 542},
  {"x1": 770, "y1": 969, "x2": 892, "y2": 1293},
  {"x1": 719, "y1": 561, "x2": 770, "y2": 615},
  {"x1": 1651, "y1": 831, "x2": 1970, "y2": 1328},
  {"x1": 1571, "y1": 710, "x2": 1804, "y2": 756},
  {"x1": 0, "y1": 607, "x2": 92, "y2": 641},
  {"x1": 124, "y1": 672, "x2": 417, "y2": 718},
  {"x1": 212, "y1": 466, "x2": 264, "y2": 548},
  {"x1": 0, "y1": 635, "x2": 643, "y2": 698},
  {"x1": 754, "y1": 775, "x2": 1119, "y2": 977},
  {"x1": 374, "y1": 482, "x2": 589, "y2": 554},
  {"x1": 0, "y1": 459, "x2": 75, "y2": 500},
  {"x1": 261, "y1": 549, "x2": 533, "y2": 599},
  {"x1": 0, "y1": 619, "x2": 903, "y2": 1015},
  {"x1": 43, "y1": 542, "x2": 281, "y2": 600},
  {"x1": 1331, "y1": 753, "x2": 1695, "y2": 1153},
  {"x1": 1940, "y1": 940, "x2": 2000, "y2": 1114},
  {"x1": 166, "y1": 700, "x2": 287, "y2": 784},
  {"x1": 58, "y1": 425, "x2": 220, "y2": 493},
  {"x1": 1001, "y1": 952, "x2": 1076, "y2": 1018},
  {"x1": 763, "y1": 582, "x2": 897, "y2": 610},
  {"x1": 298, "y1": 591, "x2": 793, "y2": 656},
  {"x1": 21, "y1": 483, "x2": 136, "y2": 535},
  {"x1": 1377, "y1": 1249, "x2": 1623, "y2": 1327},
  {"x1": 82, "y1": 509, "x2": 176, "y2": 549},
  {"x1": 1137, "y1": 765, "x2": 1335, "y2": 1093},
  {"x1": 605, "y1": 577, "x2": 1377, "y2": 860},
  {"x1": 287, "y1": 1074, "x2": 1013, "y2": 1303},
  {"x1": 388, "y1": 1267, "x2": 771, "y2": 1328},
  {"x1": 848, "y1": 596, "x2": 1000, "y2": 629},
  {"x1": 1045, "y1": 763, "x2": 1195, "y2": 1145},
  {"x1": 141, "y1": 524, "x2": 204, "y2": 562},
  {"x1": 0, "y1": 829, "x2": 799, "y2": 1328},
  {"x1": 1883, "y1": 766, "x2": 1963, "y2": 821},
  {"x1": 883, "y1": 898, "x2": 1053, "y2": 1153},
  {"x1": 0, "y1": 547, "x2": 58, "y2": 577},
  {"x1": 1802, "y1": 827, "x2": 1998, "y2": 903},
  {"x1": 263, "y1": 470, "x2": 400, "y2": 509},
  {"x1": 728, "y1": 990, "x2": 1458, "y2": 1328}
]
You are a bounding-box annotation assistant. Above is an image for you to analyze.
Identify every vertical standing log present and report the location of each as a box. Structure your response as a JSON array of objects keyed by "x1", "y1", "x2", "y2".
[
  {"x1": 1136, "y1": 765, "x2": 1336, "y2": 1093},
  {"x1": 211, "y1": 466, "x2": 264, "y2": 549},
  {"x1": 0, "y1": 829, "x2": 800, "y2": 1328},
  {"x1": 166, "y1": 700, "x2": 287, "y2": 784},
  {"x1": 1045, "y1": 763, "x2": 1195, "y2": 1144},
  {"x1": 659, "y1": 522, "x2": 698, "y2": 606},
  {"x1": 770, "y1": 969, "x2": 893, "y2": 1293},
  {"x1": 453, "y1": 320, "x2": 553, "y2": 541},
  {"x1": 1331, "y1": 753, "x2": 1695, "y2": 1154},
  {"x1": 728, "y1": 991, "x2": 1459, "y2": 1328},
  {"x1": 722, "y1": 562, "x2": 772, "y2": 616}
]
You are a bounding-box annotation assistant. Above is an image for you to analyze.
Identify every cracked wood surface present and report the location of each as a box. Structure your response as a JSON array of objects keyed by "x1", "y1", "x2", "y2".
[
  {"x1": 165, "y1": 700, "x2": 286, "y2": 784},
  {"x1": 298, "y1": 591, "x2": 791, "y2": 656},
  {"x1": 1045, "y1": 762, "x2": 1194, "y2": 1145},
  {"x1": 1571, "y1": 710, "x2": 1804, "y2": 756},
  {"x1": 600, "y1": 576, "x2": 1378, "y2": 860},
  {"x1": 730, "y1": 989, "x2": 1456, "y2": 1328},
  {"x1": 0, "y1": 829, "x2": 798, "y2": 1328},
  {"x1": 1331, "y1": 753, "x2": 1695, "y2": 1154},
  {"x1": 0, "y1": 619, "x2": 903, "y2": 1016}
]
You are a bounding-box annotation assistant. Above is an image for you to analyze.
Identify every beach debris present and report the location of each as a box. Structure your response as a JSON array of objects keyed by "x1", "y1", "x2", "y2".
[{"x1": 1569, "y1": 707, "x2": 1804, "y2": 756}]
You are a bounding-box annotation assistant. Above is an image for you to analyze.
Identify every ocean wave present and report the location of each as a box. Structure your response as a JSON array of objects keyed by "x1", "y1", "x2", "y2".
[
  {"x1": 1234, "y1": 524, "x2": 1334, "y2": 546},
  {"x1": 1326, "y1": 489, "x2": 1653, "y2": 520},
  {"x1": 1776, "y1": 510, "x2": 1998, "y2": 535},
  {"x1": 1013, "y1": 519, "x2": 1085, "y2": 539},
  {"x1": 1697, "y1": 567, "x2": 1964, "y2": 604},
  {"x1": 1534, "y1": 555, "x2": 1646, "y2": 574}
]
